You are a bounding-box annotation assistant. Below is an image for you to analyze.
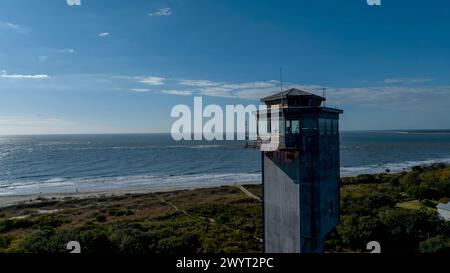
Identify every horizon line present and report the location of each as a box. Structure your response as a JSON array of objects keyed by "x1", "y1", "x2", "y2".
[{"x1": 1, "y1": 128, "x2": 450, "y2": 137}]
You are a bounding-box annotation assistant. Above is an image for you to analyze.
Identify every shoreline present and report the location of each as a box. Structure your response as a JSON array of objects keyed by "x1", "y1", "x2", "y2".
[
  {"x1": 2, "y1": 158, "x2": 449, "y2": 201},
  {"x1": 0, "y1": 181, "x2": 261, "y2": 208},
  {"x1": 1, "y1": 160, "x2": 449, "y2": 208}
]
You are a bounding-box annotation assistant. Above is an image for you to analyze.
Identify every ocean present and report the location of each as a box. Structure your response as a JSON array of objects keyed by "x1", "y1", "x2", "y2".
[{"x1": 1, "y1": 131, "x2": 450, "y2": 196}]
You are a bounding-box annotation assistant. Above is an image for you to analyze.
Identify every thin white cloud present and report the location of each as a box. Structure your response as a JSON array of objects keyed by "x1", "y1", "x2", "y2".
[
  {"x1": 233, "y1": 84, "x2": 450, "y2": 107},
  {"x1": 177, "y1": 79, "x2": 280, "y2": 98},
  {"x1": 98, "y1": 32, "x2": 110, "y2": 37},
  {"x1": 1, "y1": 70, "x2": 49, "y2": 80},
  {"x1": 0, "y1": 21, "x2": 26, "y2": 33},
  {"x1": 130, "y1": 88, "x2": 151, "y2": 92},
  {"x1": 0, "y1": 115, "x2": 120, "y2": 135},
  {"x1": 383, "y1": 78, "x2": 434, "y2": 85},
  {"x1": 222, "y1": 81, "x2": 277, "y2": 89},
  {"x1": 0, "y1": 116, "x2": 65, "y2": 126},
  {"x1": 135, "y1": 76, "x2": 165, "y2": 85},
  {"x1": 66, "y1": 0, "x2": 81, "y2": 6},
  {"x1": 149, "y1": 8, "x2": 172, "y2": 16},
  {"x1": 161, "y1": 89, "x2": 192, "y2": 96},
  {"x1": 178, "y1": 79, "x2": 222, "y2": 87},
  {"x1": 59, "y1": 48, "x2": 77, "y2": 54},
  {"x1": 115, "y1": 74, "x2": 450, "y2": 107},
  {"x1": 0, "y1": 21, "x2": 20, "y2": 30},
  {"x1": 38, "y1": 56, "x2": 48, "y2": 62},
  {"x1": 325, "y1": 85, "x2": 450, "y2": 106},
  {"x1": 173, "y1": 77, "x2": 450, "y2": 107},
  {"x1": 233, "y1": 87, "x2": 280, "y2": 100},
  {"x1": 199, "y1": 86, "x2": 237, "y2": 98}
]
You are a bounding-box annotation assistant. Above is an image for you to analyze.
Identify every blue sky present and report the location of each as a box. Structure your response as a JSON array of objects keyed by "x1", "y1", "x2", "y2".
[{"x1": 0, "y1": 0, "x2": 449, "y2": 134}]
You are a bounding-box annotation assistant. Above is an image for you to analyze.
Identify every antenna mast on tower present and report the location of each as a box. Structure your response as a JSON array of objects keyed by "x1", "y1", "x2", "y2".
[
  {"x1": 280, "y1": 68, "x2": 284, "y2": 107},
  {"x1": 280, "y1": 67, "x2": 283, "y2": 92}
]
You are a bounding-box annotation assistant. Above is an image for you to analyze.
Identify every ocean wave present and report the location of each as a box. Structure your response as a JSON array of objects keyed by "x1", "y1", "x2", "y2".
[
  {"x1": 56, "y1": 144, "x2": 225, "y2": 151},
  {"x1": 340, "y1": 157, "x2": 450, "y2": 177},
  {"x1": 2, "y1": 158, "x2": 450, "y2": 196},
  {"x1": 189, "y1": 145, "x2": 223, "y2": 149}
]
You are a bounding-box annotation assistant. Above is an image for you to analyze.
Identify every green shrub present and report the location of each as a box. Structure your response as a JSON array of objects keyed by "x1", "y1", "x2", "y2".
[
  {"x1": 0, "y1": 218, "x2": 34, "y2": 232},
  {"x1": 107, "y1": 209, "x2": 134, "y2": 217},
  {"x1": 418, "y1": 236, "x2": 450, "y2": 254},
  {"x1": 0, "y1": 234, "x2": 13, "y2": 251},
  {"x1": 111, "y1": 226, "x2": 153, "y2": 253},
  {"x1": 35, "y1": 215, "x2": 71, "y2": 228},
  {"x1": 157, "y1": 233, "x2": 200, "y2": 254},
  {"x1": 421, "y1": 199, "x2": 437, "y2": 208},
  {"x1": 15, "y1": 228, "x2": 60, "y2": 253},
  {"x1": 77, "y1": 224, "x2": 113, "y2": 253},
  {"x1": 95, "y1": 214, "x2": 107, "y2": 222}
]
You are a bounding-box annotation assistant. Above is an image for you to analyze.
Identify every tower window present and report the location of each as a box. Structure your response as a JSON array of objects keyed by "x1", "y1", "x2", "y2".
[
  {"x1": 302, "y1": 118, "x2": 318, "y2": 130},
  {"x1": 326, "y1": 119, "x2": 332, "y2": 134},
  {"x1": 319, "y1": 119, "x2": 326, "y2": 135},
  {"x1": 333, "y1": 119, "x2": 339, "y2": 134},
  {"x1": 291, "y1": 120, "x2": 300, "y2": 134},
  {"x1": 285, "y1": 120, "x2": 292, "y2": 134}
]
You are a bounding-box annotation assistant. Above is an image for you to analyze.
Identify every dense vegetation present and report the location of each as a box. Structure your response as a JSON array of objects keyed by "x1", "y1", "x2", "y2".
[
  {"x1": 327, "y1": 163, "x2": 450, "y2": 253},
  {"x1": 0, "y1": 186, "x2": 263, "y2": 253},
  {"x1": 0, "y1": 164, "x2": 449, "y2": 253}
]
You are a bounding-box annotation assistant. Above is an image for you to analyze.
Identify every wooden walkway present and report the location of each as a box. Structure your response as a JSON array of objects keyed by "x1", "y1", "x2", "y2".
[{"x1": 235, "y1": 184, "x2": 261, "y2": 202}]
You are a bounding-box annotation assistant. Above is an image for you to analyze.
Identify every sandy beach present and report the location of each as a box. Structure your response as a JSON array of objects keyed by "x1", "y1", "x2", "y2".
[{"x1": 0, "y1": 181, "x2": 261, "y2": 208}]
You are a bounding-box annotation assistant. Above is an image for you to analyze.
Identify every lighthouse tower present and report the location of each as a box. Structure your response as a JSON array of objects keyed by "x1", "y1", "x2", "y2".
[{"x1": 260, "y1": 88, "x2": 343, "y2": 253}]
